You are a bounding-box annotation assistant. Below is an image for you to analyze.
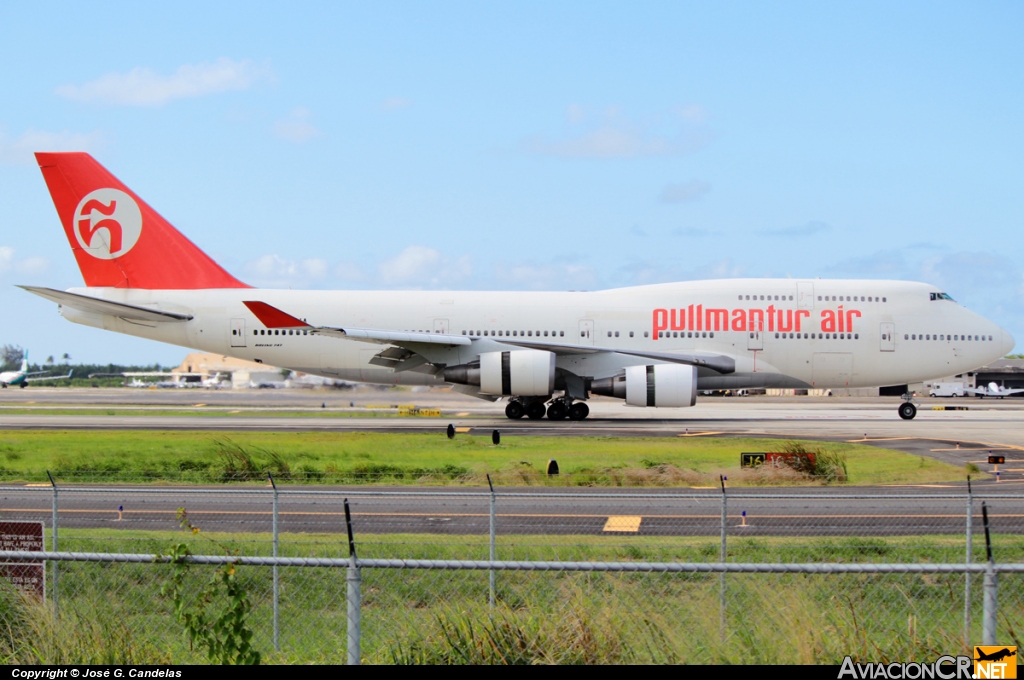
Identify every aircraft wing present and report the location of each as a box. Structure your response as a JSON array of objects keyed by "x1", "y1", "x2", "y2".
[
  {"x1": 26, "y1": 371, "x2": 73, "y2": 382},
  {"x1": 504, "y1": 339, "x2": 735, "y2": 374},
  {"x1": 242, "y1": 301, "x2": 471, "y2": 346},
  {"x1": 244, "y1": 301, "x2": 734, "y2": 374},
  {"x1": 20, "y1": 286, "x2": 194, "y2": 323}
]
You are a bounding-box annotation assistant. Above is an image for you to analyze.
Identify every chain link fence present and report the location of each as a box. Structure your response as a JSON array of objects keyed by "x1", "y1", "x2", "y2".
[{"x1": 0, "y1": 480, "x2": 1021, "y2": 663}]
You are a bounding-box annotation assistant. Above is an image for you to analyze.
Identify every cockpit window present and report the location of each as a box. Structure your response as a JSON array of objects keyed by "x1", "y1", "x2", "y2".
[{"x1": 930, "y1": 292, "x2": 955, "y2": 301}]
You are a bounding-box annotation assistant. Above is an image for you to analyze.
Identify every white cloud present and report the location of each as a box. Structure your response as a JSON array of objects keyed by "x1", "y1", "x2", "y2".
[
  {"x1": 660, "y1": 180, "x2": 711, "y2": 204},
  {"x1": 527, "y1": 106, "x2": 713, "y2": 159},
  {"x1": 334, "y1": 261, "x2": 365, "y2": 282},
  {"x1": 494, "y1": 261, "x2": 598, "y2": 291},
  {"x1": 673, "y1": 104, "x2": 708, "y2": 124},
  {"x1": 55, "y1": 58, "x2": 271, "y2": 107},
  {"x1": 378, "y1": 246, "x2": 471, "y2": 287},
  {"x1": 0, "y1": 127, "x2": 104, "y2": 165},
  {"x1": 0, "y1": 247, "x2": 49, "y2": 275},
  {"x1": 381, "y1": 97, "x2": 412, "y2": 111},
  {"x1": 243, "y1": 254, "x2": 328, "y2": 286},
  {"x1": 274, "y1": 107, "x2": 322, "y2": 143}
]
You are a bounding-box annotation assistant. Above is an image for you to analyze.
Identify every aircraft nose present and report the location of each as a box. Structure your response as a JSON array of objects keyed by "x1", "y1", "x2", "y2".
[{"x1": 1001, "y1": 328, "x2": 1016, "y2": 356}]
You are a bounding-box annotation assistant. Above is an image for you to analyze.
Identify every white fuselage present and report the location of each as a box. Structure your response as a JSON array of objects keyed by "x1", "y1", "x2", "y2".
[{"x1": 57, "y1": 278, "x2": 1013, "y2": 394}]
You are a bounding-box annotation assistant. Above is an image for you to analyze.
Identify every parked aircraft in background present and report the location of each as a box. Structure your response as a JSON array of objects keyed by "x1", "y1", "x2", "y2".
[
  {"x1": 0, "y1": 354, "x2": 73, "y2": 388},
  {"x1": 21, "y1": 152, "x2": 1016, "y2": 420},
  {"x1": 965, "y1": 382, "x2": 1024, "y2": 399}
]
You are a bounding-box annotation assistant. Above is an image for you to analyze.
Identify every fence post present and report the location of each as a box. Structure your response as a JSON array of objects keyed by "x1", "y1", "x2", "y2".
[
  {"x1": 47, "y1": 471, "x2": 58, "y2": 619},
  {"x1": 719, "y1": 475, "x2": 727, "y2": 642},
  {"x1": 981, "y1": 502, "x2": 997, "y2": 645},
  {"x1": 344, "y1": 499, "x2": 361, "y2": 665},
  {"x1": 269, "y1": 473, "x2": 280, "y2": 653},
  {"x1": 964, "y1": 477, "x2": 973, "y2": 648},
  {"x1": 487, "y1": 474, "x2": 496, "y2": 609}
]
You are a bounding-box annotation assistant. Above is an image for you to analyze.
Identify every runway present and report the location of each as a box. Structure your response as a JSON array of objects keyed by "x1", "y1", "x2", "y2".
[
  {"x1": 3, "y1": 389, "x2": 1024, "y2": 479},
  {"x1": 0, "y1": 388, "x2": 1022, "y2": 540},
  {"x1": 1, "y1": 484, "x2": 1022, "y2": 538}
]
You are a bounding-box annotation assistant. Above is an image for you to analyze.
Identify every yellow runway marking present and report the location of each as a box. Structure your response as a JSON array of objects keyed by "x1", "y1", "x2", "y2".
[{"x1": 603, "y1": 516, "x2": 642, "y2": 532}]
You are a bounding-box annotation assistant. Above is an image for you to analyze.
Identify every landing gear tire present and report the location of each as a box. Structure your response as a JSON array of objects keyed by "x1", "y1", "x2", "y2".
[
  {"x1": 525, "y1": 401, "x2": 546, "y2": 420},
  {"x1": 505, "y1": 401, "x2": 525, "y2": 419},
  {"x1": 568, "y1": 402, "x2": 590, "y2": 421},
  {"x1": 546, "y1": 401, "x2": 568, "y2": 420},
  {"x1": 898, "y1": 403, "x2": 917, "y2": 420}
]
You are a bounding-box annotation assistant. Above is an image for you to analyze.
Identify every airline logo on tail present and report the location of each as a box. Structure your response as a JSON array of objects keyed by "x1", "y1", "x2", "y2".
[{"x1": 73, "y1": 188, "x2": 142, "y2": 259}]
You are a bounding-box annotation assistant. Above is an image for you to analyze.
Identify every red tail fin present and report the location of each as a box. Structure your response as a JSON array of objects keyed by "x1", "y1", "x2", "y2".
[{"x1": 35, "y1": 152, "x2": 249, "y2": 289}]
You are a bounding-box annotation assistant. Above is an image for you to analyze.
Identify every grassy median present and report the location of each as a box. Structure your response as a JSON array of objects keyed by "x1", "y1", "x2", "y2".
[{"x1": 0, "y1": 430, "x2": 968, "y2": 486}]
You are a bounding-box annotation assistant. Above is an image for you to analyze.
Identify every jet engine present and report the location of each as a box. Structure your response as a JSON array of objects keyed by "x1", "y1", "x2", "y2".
[
  {"x1": 471, "y1": 350, "x2": 555, "y2": 396},
  {"x1": 590, "y1": 364, "x2": 697, "y2": 407}
]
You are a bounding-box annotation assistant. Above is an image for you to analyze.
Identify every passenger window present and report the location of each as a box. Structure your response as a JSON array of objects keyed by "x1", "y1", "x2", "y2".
[
  {"x1": 559, "y1": 331, "x2": 564, "y2": 337},
  {"x1": 615, "y1": 331, "x2": 620, "y2": 337},
  {"x1": 629, "y1": 331, "x2": 634, "y2": 337},
  {"x1": 644, "y1": 332, "x2": 649, "y2": 338}
]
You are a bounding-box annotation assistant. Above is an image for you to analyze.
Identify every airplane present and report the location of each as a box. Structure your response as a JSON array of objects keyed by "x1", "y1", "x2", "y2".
[
  {"x1": 964, "y1": 382, "x2": 1024, "y2": 399},
  {"x1": 19, "y1": 152, "x2": 1016, "y2": 421},
  {"x1": 0, "y1": 354, "x2": 73, "y2": 388}
]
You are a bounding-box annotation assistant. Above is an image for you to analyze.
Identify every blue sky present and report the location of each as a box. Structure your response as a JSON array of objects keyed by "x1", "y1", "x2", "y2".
[{"x1": 1, "y1": 1, "x2": 1022, "y2": 364}]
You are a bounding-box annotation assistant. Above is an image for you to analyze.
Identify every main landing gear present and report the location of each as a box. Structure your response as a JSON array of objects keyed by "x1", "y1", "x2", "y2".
[
  {"x1": 898, "y1": 394, "x2": 917, "y2": 420},
  {"x1": 505, "y1": 397, "x2": 590, "y2": 421}
]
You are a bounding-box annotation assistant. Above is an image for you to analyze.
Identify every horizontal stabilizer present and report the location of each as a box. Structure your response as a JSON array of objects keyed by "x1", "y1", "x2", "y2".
[
  {"x1": 19, "y1": 286, "x2": 193, "y2": 322},
  {"x1": 242, "y1": 301, "x2": 311, "y2": 328}
]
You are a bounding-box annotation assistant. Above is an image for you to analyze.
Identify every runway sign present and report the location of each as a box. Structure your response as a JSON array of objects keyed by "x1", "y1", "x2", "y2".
[
  {"x1": 0, "y1": 521, "x2": 45, "y2": 599},
  {"x1": 741, "y1": 453, "x2": 766, "y2": 467}
]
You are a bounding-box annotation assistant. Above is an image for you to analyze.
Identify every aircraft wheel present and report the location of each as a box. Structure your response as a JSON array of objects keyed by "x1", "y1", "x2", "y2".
[
  {"x1": 546, "y1": 401, "x2": 567, "y2": 420},
  {"x1": 568, "y1": 402, "x2": 590, "y2": 421},
  {"x1": 19, "y1": 383, "x2": 26, "y2": 388},
  {"x1": 525, "y1": 401, "x2": 546, "y2": 420},
  {"x1": 505, "y1": 401, "x2": 525, "y2": 419},
  {"x1": 898, "y1": 403, "x2": 917, "y2": 420}
]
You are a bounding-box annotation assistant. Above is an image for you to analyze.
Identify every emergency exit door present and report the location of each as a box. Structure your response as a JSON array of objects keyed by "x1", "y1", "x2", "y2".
[
  {"x1": 578, "y1": 319, "x2": 594, "y2": 346},
  {"x1": 880, "y1": 322, "x2": 895, "y2": 352},
  {"x1": 230, "y1": 318, "x2": 246, "y2": 347}
]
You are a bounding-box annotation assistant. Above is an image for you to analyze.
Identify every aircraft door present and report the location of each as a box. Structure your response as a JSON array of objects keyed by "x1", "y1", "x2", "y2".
[
  {"x1": 230, "y1": 318, "x2": 246, "y2": 348},
  {"x1": 578, "y1": 319, "x2": 594, "y2": 346},
  {"x1": 880, "y1": 322, "x2": 895, "y2": 352},
  {"x1": 433, "y1": 318, "x2": 449, "y2": 334},
  {"x1": 747, "y1": 319, "x2": 763, "y2": 351},
  {"x1": 797, "y1": 282, "x2": 814, "y2": 310}
]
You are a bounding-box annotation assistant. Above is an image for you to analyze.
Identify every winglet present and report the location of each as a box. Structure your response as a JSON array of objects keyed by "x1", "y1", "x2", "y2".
[{"x1": 243, "y1": 301, "x2": 312, "y2": 328}]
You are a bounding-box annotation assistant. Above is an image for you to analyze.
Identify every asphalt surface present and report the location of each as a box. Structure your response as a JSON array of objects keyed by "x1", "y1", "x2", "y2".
[
  {"x1": 0, "y1": 388, "x2": 1022, "y2": 538},
  {"x1": 1, "y1": 485, "x2": 1021, "y2": 537}
]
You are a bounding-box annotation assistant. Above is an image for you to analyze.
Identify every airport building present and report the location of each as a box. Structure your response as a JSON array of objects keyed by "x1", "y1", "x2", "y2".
[{"x1": 172, "y1": 352, "x2": 285, "y2": 388}]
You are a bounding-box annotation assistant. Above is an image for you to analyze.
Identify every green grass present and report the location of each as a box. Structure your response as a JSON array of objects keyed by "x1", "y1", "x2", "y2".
[
  {"x1": 9, "y1": 528, "x2": 1024, "y2": 664},
  {"x1": 0, "y1": 430, "x2": 968, "y2": 486}
]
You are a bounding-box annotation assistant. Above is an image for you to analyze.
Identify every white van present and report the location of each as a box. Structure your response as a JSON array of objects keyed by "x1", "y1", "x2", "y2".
[{"x1": 929, "y1": 382, "x2": 965, "y2": 397}]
